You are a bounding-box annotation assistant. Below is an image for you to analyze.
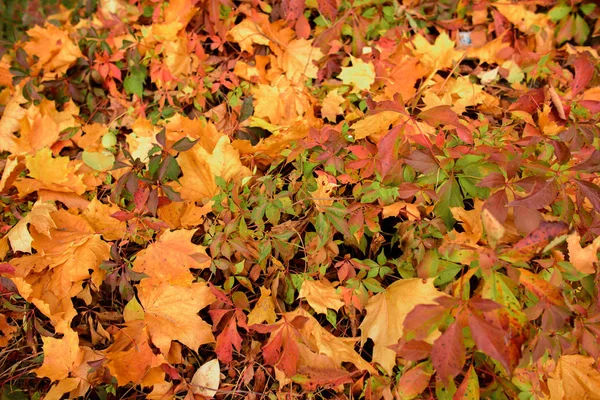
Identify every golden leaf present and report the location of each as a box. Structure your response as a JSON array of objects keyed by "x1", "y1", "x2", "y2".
[
  {"x1": 281, "y1": 39, "x2": 324, "y2": 84},
  {"x1": 298, "y1": 279, "x2": 344, "y2": 315},
  {"x1": 359, "y1": 278, "x2": 447, "y2": 374},
  {"x1": 412, "y1": 32, "x2": 463, "y2": 72},
  {"x1": 227, "y1": 18, "x2": 270, "y2": 53},
  {"x1": 548, "y1": 355, "x2": 600, "y2": 399},
  {"x1": 566, "y1": 232, "x2": 600, "y2": 274},
  {"x1": 247, "y1": 287, "x2": 277, "y2": 325},
  {"x1": 138, "y1": 281, "x2": 216, "y2": 354},
  {"x1": 132, "y1": 229, "x2": 211, "y2": 286},
  {"x1": 23, "y1": 24, "x2": 83, "y2": 80},
  {"x1": 338, "y1": 56, "x2": 376, "y2": 91},
  {"x1": 35, "y1": 328, "x2": 84, "y2": 381}
]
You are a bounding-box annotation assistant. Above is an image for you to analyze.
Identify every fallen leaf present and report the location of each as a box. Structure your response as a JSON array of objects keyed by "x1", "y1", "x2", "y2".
[
  {"x1": 191, "y1": 359, "x2": 220, "y2": 397},
  {"x1": 299, "y1": 279, "x2": 344, "y2": 314},
  {"x1": 360, "y1": 278, "x2": 447, "y2": 374}
]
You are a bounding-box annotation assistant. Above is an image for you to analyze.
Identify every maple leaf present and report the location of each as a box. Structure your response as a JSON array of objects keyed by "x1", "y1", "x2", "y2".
[
  {"x1": 321, "y1": 89, "x2": 345, "y2": 122},
  {"x1": 359, "y1": 278, "x2": 447, "y2": 374},
  {"x1": 23, "y1": 23, "x2": 83, "y2": 80},
  {"x1": 350, "y1": 111, "x2": 403, "y2": 141},
  {"x1": 247, "y1": 287, "x2": 277, "y2": 325},
  {"x1": 0, "y1": 98, "x2": 79, "y2": 155},
  {"x1": 411, "y1": 32, "x2": 463, "y2": 72},
  {"x1": 138, "y1": 281, "x2": 216, "y2": 354},
  {"x1": 566, "y1": 232, "x2": 600, "y2": 274},
  {"x1": 310, "y1": 175, "x2": 338, "y2": 212},
  {"x1": 547, "y1": 355, "x2": 600, "y2": 399},
  {"x1": 227, "y1": 18, "x2": 271, "y2": 53},
  {"x1": 298, "y1": 279, "x2": 344, "y2": 315},
  {"x1": 35, "y1": 328, "x2": 84, "y2": 381},
  {"x1": 105, "y1": 320, "x2": 167, "y2": 387},
  {"x1": 14, "y1": 148, "x2": 88, "y2": 197},
  {"x1": 281, "y1": 39, "x2": 324, "y2": 84},
  {"x1": 132, "y1": 229, "x2": 211, "y2": 285},
  {"x1": 7, "y1": 201, "x2": 56, "y2": 253},
  {"x1": 338, "y1": 56, "x2": 376, "y2": 92}
]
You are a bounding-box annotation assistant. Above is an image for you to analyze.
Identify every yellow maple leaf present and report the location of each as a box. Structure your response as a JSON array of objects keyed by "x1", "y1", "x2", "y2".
[
  {"x1": 227, "y1": 18, "x2": 271, "y2": 53},
  {"x1": 14, "y1": 148, "x2": 87, "y2": 197},
  {"x1": 299, "y1": 279, "x2": 344, "y2": 314},
  {"x1": 7, "y1": 201, "x2": 56, "y2": 253},
  {"x1": 321, "y1": 89, "x2": 345, "y2": 122},
  {"x1": 359, "y1": 278, "x2": 447, "y2": 374},
  {"x1": 338, "y1": 56, "x2": 376, "y2": 92},
  {"x1": 247, "y1": 287, "x2": 277, "y2": 325},
  {"x1": 412, "y1": 32, "x2": 463, "y2": 72},
  {"x1": 157, "y1": 200, "x2": 212, "y2": 229},
  {"x1": 548, "y1": 355, "x2": 600, "y2": 399},
  {"x1": 105, "y1": 320, "x2": 166, "y2": 387},
  {"x1": 350, "y1": 110, "x2": 403, "y2": 140},
  {"x1": 138, "y1": 281, "x2": 216, "y2": 354},
  {"x1": 81, "y1": 198, "x2": 127, "y2": 240},
  {"x1": 35, "y1": 328, "x2": 84, "y2": 381},
  {"x1": 23, "y1": 23, "x2": 83, "y2": 80},
  {"x1": 310, "y1": 175, "x2": 338, "y2": 212},
  {"x1": 281, "y1": 39, "x2": 324, "y2": 84},
  {"x1": 132, "y1": 229, "x2": 211, "y2": 286},
  {"x1": 566, "y1": 232, "x2": 600, "y2": 274}
]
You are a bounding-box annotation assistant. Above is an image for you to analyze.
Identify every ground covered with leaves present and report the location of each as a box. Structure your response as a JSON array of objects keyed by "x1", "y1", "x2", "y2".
[{"x1": 0, "y1": 0, "x2": 600, "y2": 398}]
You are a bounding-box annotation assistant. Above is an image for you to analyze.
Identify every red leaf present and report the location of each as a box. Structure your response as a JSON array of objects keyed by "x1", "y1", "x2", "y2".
[
  {"x1": 508, "y1": 88, "x2": 544, "y2": 113},
  {"x1": 467, "y1": 312, "x2": 512, "y2": 372},
  {"x1": 432, "y1": 321, "x2": 465, "y2": 384},
  {"x1": 396, "y1": 364, "x2": 433, "y2": 398},
  {"x1": 376, "y1": 125, "x2": 404, "y2": 179},
  {"x1": 405, "y1": 150, "x2": 438, "y2": 174},
  {"x1": 500, "y1": 221, "x2": 569, "y2": 262},
  {"x1": 508, "y1": 179, "x2": 558, "y2": 209},
  {"x1": 477, "y1": 172, "x2": 506, "y2": 188},
  {"x1": 316, "y1": 0, "x2": 338, "y2": 20},
  {"x1": 282, "y1": 0, "x2": 304, "y2": 21},
  {"x1": 390, "y1": 339, "x2": 432, "y2": 361},
  {"x1": 0, "y1": 264, "x2": 15, "y2": 275},
  {"x1": 517, "y1": 268, "x2": 565, "y2": 307},
  {"x1": 483, "y1": 190, "x2": 508, "y2": 223},
  {"x1": 575, "y1": 179, "x2": 600, "y2": 213},
  {"x1": 262, "y1": 324, "x2": 300, "y2": 377},
  {"x1": 418, "y1": 106, "x2": 473, "y2": 144},
  {"x1": 215, "y1": 317, "x2": 243, "y2": 363},
  {"x1": 398, "y1": 182, "x2": 421, "y2": 199},
  {"x1": 294, "y1": 14, "x2": 310, "y2": 39},
  {"x1": 110, "y1": 210, "x2": 135, "y2": 221},
  {"x1": 404, "y1": 304, "x2": 448, "y2": 341},
  {"x1": 570, "y1": 150, "x2": 600, "y2": 173},
  {"x1": 572, "y1": 54, "x2": 595, "y2": 96}
]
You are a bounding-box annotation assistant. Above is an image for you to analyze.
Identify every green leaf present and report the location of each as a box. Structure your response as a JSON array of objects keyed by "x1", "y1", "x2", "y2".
[
  {"x1": 548, "y1": 4, "x2": 571, "y2": 22},
  {"x1": 435, "y1": 176, "x2": 464, "y2": 229},
  {"x1": 82, "y1": 151, "x2": 115, "y2": 171},
  {"x1": 123, "y1": 65, "x2": 147, "y2": 98}
]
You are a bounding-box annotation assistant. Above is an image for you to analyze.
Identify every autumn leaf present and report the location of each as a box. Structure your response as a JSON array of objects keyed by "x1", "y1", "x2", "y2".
[
  {"x1": 191, "y1": 359, "x2": 220, "y2": 397},
  {"x1": 138, "y1": 281, "x2": 216, "y2": 354},
  {"x1": 132, "y1": 229, "x2": 211, "y2": 285},
  {"x1": 338, "y1": 56, "x2": 376, "y2": 91},
  {"x1": 298, "y1": 279, "x2": 344, "y2": 314},
  {"x1": 566, "y1": 232, "x2": 600, "y2": 274},
  {"x1": 247, "y1": 287, "x2": 277, "y2": 325},
  {"x1": 360, "y1": 278, "x2": 447, "y2": 374},
  {"x1": 547, "y1": 355, "x2": 600, "y2": 399}
]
